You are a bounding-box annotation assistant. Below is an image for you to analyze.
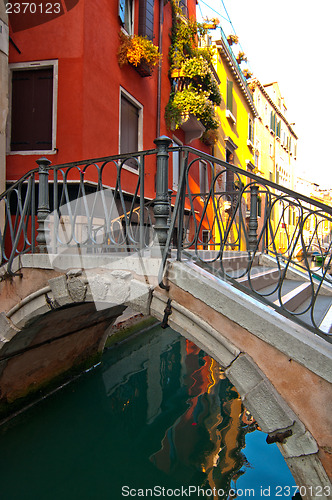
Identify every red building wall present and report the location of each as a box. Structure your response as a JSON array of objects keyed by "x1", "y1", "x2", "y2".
[{"x1": 7, "y1": 0, "x2": 210, "y2": 198}]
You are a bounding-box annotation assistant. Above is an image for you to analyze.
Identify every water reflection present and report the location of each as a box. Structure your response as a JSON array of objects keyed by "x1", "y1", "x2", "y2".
[{"x1": 0, "y1": 325, "x2": 294, "y2": 500}]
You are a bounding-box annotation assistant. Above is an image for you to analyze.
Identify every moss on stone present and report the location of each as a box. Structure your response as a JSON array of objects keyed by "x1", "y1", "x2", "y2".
[{"x1": 105, "y1": 316, "x2": 158, "y2": 348}]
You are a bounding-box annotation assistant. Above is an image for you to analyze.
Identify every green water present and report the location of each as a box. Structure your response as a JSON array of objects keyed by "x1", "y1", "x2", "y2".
[{"x1": 0, "y1": 325, "x2": 295, "y2": 500}]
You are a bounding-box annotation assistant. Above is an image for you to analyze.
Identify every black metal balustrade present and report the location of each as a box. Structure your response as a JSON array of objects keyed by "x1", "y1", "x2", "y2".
[{"x1": 1, "y1": 138, "x2": 332, "y2": 341}]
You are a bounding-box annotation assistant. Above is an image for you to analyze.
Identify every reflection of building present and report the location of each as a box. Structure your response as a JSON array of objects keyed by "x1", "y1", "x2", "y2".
[
  {"x1": 147, "y1": 339, "x2": 256, "y2": 492},
  {"x1": 103, "y1": 329, "x2": 258, "y2": 493}
]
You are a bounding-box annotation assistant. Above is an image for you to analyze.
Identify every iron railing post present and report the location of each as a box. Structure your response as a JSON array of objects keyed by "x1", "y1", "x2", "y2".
[
  {"x1": 36, "y1": 157, "x2": 51, "y2": 253},
  {"x1": 248, "y1": 184, "x2": 259, "y2": 253},
  {"x1": 153, "y1": 136, "x2": 172, "y2": 256}
]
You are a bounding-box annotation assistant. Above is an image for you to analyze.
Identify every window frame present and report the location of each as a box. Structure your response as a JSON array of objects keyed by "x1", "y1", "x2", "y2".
[
  {"x1": 119, "y1": 0, "x2": 135, "y2": 35},
  {"x1": 7, "y1": 59, "x2": 58, "y2": 155},
  {"x1": 199, "y1": 159, "x2": 208, "y2": 196},
  {"x1": 172, "y1": 137, "x2": 182, "y2": 191},
  {"x1": 119, "y1": 87, "x2": 143, "y2": 174}
]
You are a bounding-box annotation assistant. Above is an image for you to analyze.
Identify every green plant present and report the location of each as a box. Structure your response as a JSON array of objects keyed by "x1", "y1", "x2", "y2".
[
  {"x1": 182, "y1": 57, "x2": 221, "y2": 105},
  {"x1": 227, "y1": 34, "x2": 239, "y2": 46},
  {"x1": 117, "y1": 32, "x2": 161, "y2": 68},
  {"x1": 201, "y1": 129, "x2": 218, "y2": 146},
  {"x1": 165, "y1": 0, "x2": 220, "y2": 133},
  {"x1": 165, "y1": 89, "x2": 219, "y2": 131},
  {"x1": 242, "y1": 69, "x2": 253, "y2": 80},
  {"x1": 236, "y1": 51, "x2": 247, "y2": 64}
]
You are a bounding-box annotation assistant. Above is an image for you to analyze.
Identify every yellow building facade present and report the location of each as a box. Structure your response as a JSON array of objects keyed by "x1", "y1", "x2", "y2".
[
  {"x1": 249, "y1": 80, "x2": 297, "y2": 189},
  {"x1": 249, "y1": 80, "x2": 298, "y2": 253},
  {"x1": 202, "y1": 30, "x2": 258, "y2": 251},
  {"x1": 211, "y1": 31, "x2": 257, "y2": 180}
]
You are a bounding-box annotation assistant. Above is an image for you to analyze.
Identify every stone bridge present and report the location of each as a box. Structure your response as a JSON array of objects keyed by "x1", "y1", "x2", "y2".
[{"x1": 0, "y1": 252, "x2": 331, "y2": 497}]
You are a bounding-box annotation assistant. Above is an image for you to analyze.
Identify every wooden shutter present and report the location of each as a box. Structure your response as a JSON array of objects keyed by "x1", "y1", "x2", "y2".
[
  {"x1": 139, "y1": 0, "x2": 154, "y2": 41},
  {"x1": 226, "y1": 80, "x2": 233, "y2": 113},
  {"x1": 121, "y1": 95, "x2": 139, "y2": 154},
  {"x1": 121, "y1": 95, "x2": 139, "y2": 169},
  {"x1": 11, "y1": 67, "x2": 53, "y2": 152}
]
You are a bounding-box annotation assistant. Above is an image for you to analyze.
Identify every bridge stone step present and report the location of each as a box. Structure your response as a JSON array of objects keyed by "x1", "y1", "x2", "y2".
[
  {"x1": 319, "y1": 304, "x2": 332, "y2": 334},
  {"x1": 273, "y1": 282, "x2": 312, "y2": 312},
  {"x1": 237, "y1": 268, "x2": 281, "y2": 291}
]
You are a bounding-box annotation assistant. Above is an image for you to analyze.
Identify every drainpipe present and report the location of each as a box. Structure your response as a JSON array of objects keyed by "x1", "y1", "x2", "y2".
[{"x1": 156, "y1": 0, "x2": 164, "y2": 138}]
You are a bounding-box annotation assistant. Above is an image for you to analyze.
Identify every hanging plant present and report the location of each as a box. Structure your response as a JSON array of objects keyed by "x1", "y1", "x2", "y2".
[
  {"x1": 242, "y1": 69, "x2": 253, "y2": 80},
  {"x1": 236, "y1": 51, "x2": 247, "y2": 64},
  {"x1": 117, "y1": 32, "x2": 161, "y2": 73},
  {"x1": 202, "y1": 17, "x2": 220, "y2": 30},
  {"x1": 165, "y1": 89, "x2": 219, "y2": 131},
  {"x1": 166, "y1": 0, "x2": 220, "y2": 133},
  {"x1": 227, "y1": 34, "x2": 239, "y2": 46},
  {"x1": 201, "y1": 129, "x2": 218, "y2": 146}
]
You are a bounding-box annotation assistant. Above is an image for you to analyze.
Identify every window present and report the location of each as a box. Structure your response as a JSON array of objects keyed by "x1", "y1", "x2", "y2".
[
  {"x1": 226, "y1": 80, "x2": 233, "y2": 113},
  {"x1": 138, "y1": 0, "x2": 154, "y2": 41},
  {"x1": 248, "y1": 117, "x2": 254, "y2": 144},
  {"x1": 172, "y1": 138, "x2": 182, "y2": 191},
  {"x1": 254, "y1": 150, "x2": 259, "y2": 169},
  {"x1": 120, "y1": 89, "x2": 143, "y2": 170},
  {"x1": 8, "y1": 60, "x2": 58, "y2": 154},
  {"x1": 226, "y1": 80, "x2": 236, "y2": 124},
  {"x1": 179, "y1": 0, "x2": 188, "y2": 16},
  {"x1": 119, "y1": 0, "x2": 134, "y2": 35},
  {"x1": 270, "y1": 111, "x2": 276, "y2": 133},
  {"x1": 199, "y1": 160, "x2": 208, "y2": 194},
  {"x1": 276, "y1": 120, "x2": 281, "y2": 138},
  {"x1": 202, "y1": 230, "x2": 210, "y2": 250}
]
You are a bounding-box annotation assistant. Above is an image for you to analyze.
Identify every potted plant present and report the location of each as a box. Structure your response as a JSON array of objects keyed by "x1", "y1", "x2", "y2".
[
  {"x1": 227, "y1": 34, "x2": 239, "y2": 46},
  {"x1": 202, "y1": 17, "x2": 220, "y2": 30},
  {"x1": 236, "y1": 51, "x2": 247, "y2": 64},
  {"x1": 201, "y1": 129, "x2": 218, "y2": 146},
  {"x1": 166, "y1": 1, "x2": 221, "y2": 137},
  {"x1": 117, "y1": 32, "x2": 162, "y2": 77},
  {"x1": 242, "y1": 69, "x2": 253, "y2": 79}
]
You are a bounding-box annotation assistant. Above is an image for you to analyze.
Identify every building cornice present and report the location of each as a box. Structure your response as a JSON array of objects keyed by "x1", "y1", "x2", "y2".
[
  {"x1": 213, "y1": 30, "x2": 258, "y2": 118},
  {"x1": 249, "y1": 78, "x2": 298, "y2": 139}
]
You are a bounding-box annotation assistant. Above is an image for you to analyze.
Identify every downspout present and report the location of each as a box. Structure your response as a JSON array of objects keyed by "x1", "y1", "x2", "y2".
[{"x1": 156, "y1": 0, "x2": 164, "y2": 138}]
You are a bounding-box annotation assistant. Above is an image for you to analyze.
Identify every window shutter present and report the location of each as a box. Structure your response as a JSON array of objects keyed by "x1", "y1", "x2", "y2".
[
  {"x1": 139, "y1": 0, "x2": 154, "y2": 41},
  {"x1": 11, "y1": 68, "x2": 53, "y2": 151},
  {"x1": 119, "y1": 0, "x2": 126, "y2": 25},
  {"x1": 227, "y1": 80, "x2": 233, "y2": 113}
]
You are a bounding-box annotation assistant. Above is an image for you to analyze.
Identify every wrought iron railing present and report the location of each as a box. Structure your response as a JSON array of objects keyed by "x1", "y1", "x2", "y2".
[
  {"x1": 1, "y1": 137, "x2": 332, "y2": 340},
  {"x1": 0, "y1": 147, "x2": 160, "y2": 273},
  {"x1": 161, "y1": 143, "x2": 332, "y2": 341}
]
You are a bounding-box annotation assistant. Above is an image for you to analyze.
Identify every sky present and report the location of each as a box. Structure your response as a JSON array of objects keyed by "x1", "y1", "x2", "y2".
[{"x1": 196, "y1": 0, "x2": 332, "y2": 190}]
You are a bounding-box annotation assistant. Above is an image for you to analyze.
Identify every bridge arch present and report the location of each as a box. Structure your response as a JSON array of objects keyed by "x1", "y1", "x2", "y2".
[{"x1": 0, "y1": 261, "x2": 331, "y2": 495}]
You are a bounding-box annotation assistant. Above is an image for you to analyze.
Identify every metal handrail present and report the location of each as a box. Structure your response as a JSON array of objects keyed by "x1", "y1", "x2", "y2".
[
  {"x1": 1, "y1": 139, "x2": 332, "y2": 341},
  {"x1": 0, "y1": 148, "x2": 158, "y2": 272},
  {"x1": 160, "y1": 145, "x2": 332, "y2": 342}
]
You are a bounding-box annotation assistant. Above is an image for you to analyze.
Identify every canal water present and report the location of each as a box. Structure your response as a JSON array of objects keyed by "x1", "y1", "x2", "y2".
[{"x1": 0, "y1": 324, "x2": 296, "y2": 500}]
